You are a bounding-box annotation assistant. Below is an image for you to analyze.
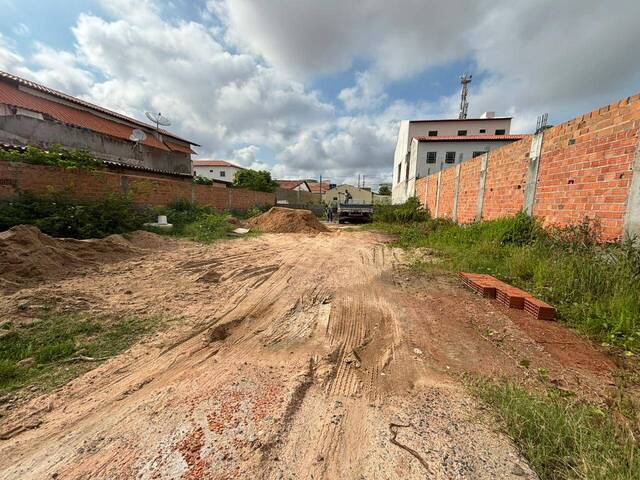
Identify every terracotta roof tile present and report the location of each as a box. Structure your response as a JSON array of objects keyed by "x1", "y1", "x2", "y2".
[{"x1": 192, "y1": 160, "x2": 244, "y2": 168}]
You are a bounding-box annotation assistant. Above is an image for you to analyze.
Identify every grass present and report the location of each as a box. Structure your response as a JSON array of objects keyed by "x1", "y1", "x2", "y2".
[
  {"x1": 367, "y1": 210, "x2": 640, "y2": 353},
  {"x1": 474, "y1": 380, "x2": 640, "y2": 480},
  {"x1": 0, "y1": 313, "x2": 161, "y2": 395},
  {"x1": 147, "y1": 199, "x2": 262, "y2": 244}
]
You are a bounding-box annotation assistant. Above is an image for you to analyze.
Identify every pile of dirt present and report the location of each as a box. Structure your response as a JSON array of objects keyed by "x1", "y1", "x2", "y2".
[
  {"x1": 247, "y1": 207, "x2": 329, "y2": 234},
  {"x1": 0, "y1": 225, "x2": 168, "y2": 292}
]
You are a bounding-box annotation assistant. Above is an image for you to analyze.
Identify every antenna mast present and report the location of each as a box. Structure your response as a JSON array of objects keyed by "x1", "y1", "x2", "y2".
[{"x1": 458, "y1": 74, "x2": 472, "y2": 119}]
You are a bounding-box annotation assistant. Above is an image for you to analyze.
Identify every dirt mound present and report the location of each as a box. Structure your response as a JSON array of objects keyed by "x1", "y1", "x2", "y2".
[
  {"x1": 247, "y1": 207, "x2": 329, "y2": 233},
  {"x1": 0, "y1": 226, "x2": 166, "y2": 292}
]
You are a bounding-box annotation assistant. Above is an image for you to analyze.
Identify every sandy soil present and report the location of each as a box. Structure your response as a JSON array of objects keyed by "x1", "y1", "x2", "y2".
[{"x1": 0, "y1": 228, "x2": 614, "y2": 479}]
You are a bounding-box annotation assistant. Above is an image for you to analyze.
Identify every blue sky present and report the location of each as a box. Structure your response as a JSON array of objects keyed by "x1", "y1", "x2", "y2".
[{"x1": 1, "y1": 0, "x2": 639, "y2": 187}]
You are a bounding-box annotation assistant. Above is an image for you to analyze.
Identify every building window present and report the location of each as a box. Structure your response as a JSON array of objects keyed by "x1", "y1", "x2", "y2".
[
  {"x1": 428, "y1": 130, "x2": 438, "y2": 136},
  {"x1": 426, "y1": 152, "x2": 437, "y2": 164},
  {"x1": 193, "y1": 170, "x2": 196, "y2": 175},
  {"x1": 479, "y1": 129, "x2": 486, "y2": 133},
  {"x1": 445, "y1": 152, "x2": 456, "y2": 164},
  {"x1": 457, "y1": 130, "x2": 467, "y2": 136},
  {"x1": 472, "y1": 151, "x2": 485, "y2": 158},
  {"x1": 210, "y1": 169, "x2": 213, "y2": 173},
  {"x1": 220, "y1": 171, "x2": 226, "y2": 177},
  {"x1": 495, "y1": 129, "x2": 506, "y2": 135}
]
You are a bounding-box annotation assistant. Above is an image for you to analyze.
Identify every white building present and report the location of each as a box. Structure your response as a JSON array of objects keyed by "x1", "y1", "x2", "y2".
[
  {"x1": 192, "y1": 159, "x2": 244, "y2": 183},
  {"x1": 391, "y1": 114, "x2": 525, "y2": 203}
]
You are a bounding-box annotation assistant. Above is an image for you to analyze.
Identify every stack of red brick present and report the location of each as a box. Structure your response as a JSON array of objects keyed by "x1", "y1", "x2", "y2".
[{"x1": 459, "y1": 272, "x2": 556, "y2": 320}]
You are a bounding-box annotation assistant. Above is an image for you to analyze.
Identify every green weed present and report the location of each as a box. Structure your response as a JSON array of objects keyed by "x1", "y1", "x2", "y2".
[{"x1": 475, "y1": 381, "x2": 639, "y2": 480}]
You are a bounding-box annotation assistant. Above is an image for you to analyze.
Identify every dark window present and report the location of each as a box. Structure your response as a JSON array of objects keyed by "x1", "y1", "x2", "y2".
[
  {"x1": 426, "y1": 152, "x2": 437, "y2": 164},
  {"x1": 445, "y1": 152, "x2": 456, "y2": 164},
  {"x1": 479, "y1": 129, "x2": 486, "y2": 133},
  {"x1": 210, "y1": 169, "x2": 213, "y2": 173},
  {"x1": 495, "y1": 129, "x2": 506, "y2": 135},
  {"x1": 220, "y1": 171, "x2": 226, "y2": 177},
  {"x1": 193, "y1": 171, "x2": 196, "y2": 175},
  {"x1": 457, "y1": 130, "x2": 467, "y2": 136},
  {"x1": 472, "y1": 151, "x2": 485, "y2": 158},
  {"x1": 397, "y1": 163, "x2": 401, "y2": 182},
  {"x1": 428, "y1": 130, "x2": 438, "y2": 136}
]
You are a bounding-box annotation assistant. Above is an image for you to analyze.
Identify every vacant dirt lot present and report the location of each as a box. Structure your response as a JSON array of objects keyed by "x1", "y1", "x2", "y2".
[{"x1": 0, "y1": 228, "x2": 614, "y2": 479}]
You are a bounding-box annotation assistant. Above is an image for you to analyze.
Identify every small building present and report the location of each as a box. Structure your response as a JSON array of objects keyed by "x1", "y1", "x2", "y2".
[
  {"x1": 323, "y1": 184, "x2": 373, "y2": 206},
  {"x1": 276, "y1": 180, "x2": 311, "y2": 191},
  {"x1": 392, "y1": 113, "x2": 525, "y2": 203},
  {"x1": 307, "y1": 181, "x2": 330, "y2": 194},
  {"x1": 0, "y1": 70, "x2": 198, "y2": 175},
  {"x1": 192, "y1": 159, "x2": 244, "y2": 183}
]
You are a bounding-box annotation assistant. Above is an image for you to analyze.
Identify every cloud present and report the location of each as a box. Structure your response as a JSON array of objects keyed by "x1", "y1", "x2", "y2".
[{"x1": 2, "y1": 0, "x2": 640, "y2": 191}]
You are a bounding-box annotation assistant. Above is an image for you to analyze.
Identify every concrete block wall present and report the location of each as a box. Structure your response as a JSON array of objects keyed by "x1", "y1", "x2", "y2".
[
  {"x1": 415, "y1": 92, "x2": 640, "y2": 241},
  {"x1": 0, "y1": 161, "x2": 274, "y2": 211}
]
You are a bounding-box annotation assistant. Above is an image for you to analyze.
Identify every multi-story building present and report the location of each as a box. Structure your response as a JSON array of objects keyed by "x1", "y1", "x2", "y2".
[
  {"x1": 391, "y1": 113, "x2": 525, "y2": 203},
  {"x1": 192, "y1": 159, "x2": 244, "y2": 183}
]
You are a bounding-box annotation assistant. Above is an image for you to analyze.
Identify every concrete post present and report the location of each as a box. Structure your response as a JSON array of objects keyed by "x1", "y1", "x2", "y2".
[
  {"x1": 423, "y1": 176, "x2": 429, "y2": 210},
  {"x1": 475, "y1": 154, "x2": 489, "y2": 222},
  {"x1": 452, "y1": 164, "x2": 462, "y2": 223},
  {"x1": 623, "y1": 132, "x2": 640, "y2": 241},
  {"x1": 120, "y1": 176, "x2": 130, "y2": 196},
  {"x1": 434, "y1": 170, "x2": 442, "y2": 218},
  {"x1": 524, "y1": 133, "x2": 544, "y2": 216}
]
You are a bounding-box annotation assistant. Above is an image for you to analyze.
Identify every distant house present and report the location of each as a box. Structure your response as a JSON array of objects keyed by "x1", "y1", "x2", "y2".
[
  {"x1": 308, "y1": 181, "x2": 330, "y2": 194},
  {"x1": 0, "y1": 70, "x2": 198, "y2": 176},
  {"x1": 192, "y1": 159, "x2": 244, "y2": 183},
  {"x1": 323, "y1": 184, "x2": 374, "y2": 206},
  {"x1": 276, "y1": 180, "x2": 311, "y2": 191}
]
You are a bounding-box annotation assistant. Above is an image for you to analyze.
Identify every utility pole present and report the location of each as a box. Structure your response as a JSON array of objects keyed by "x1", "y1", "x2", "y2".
[
  {"x1": 357, "y1": 174, "x2": 361, "y2": 188},
  {"x1": 362, "y1": 175, "x2": 366, "y2": 188},
  {"x1": 458, "y1": 73, "x2": 472, "y2": 120}
]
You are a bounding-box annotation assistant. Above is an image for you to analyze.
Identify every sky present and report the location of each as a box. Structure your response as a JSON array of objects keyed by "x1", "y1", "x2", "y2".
[{"x1": 1, "y1": 0, "x2": 639, "y2": 188}]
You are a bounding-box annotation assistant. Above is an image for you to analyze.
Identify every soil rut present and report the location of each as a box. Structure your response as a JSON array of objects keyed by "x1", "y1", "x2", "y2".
[{"x1": 0, "y1": 229, "x2": 613, "y2": 479}]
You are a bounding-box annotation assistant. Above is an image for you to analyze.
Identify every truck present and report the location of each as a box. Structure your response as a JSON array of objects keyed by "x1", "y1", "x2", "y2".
[{"x1": 337, "y1": 203, "x2": 373, "y2": 224}]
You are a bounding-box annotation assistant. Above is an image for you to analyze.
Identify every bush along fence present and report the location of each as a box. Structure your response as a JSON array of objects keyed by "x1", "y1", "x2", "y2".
[
  {"x1": 0, "y1": 160, "x2": 275, "y2": 212},
  {"x1": 416, "y1": 92, "x2": 640, "y2": 242}
]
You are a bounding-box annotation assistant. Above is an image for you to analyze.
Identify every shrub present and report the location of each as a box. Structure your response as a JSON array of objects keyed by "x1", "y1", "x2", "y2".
[
  {"x1": 193, "y1": 175, "x2": 214, "y2": 185},
  {"x1": 0, "y1": 192, "x2": 150, "y2": 238},
  {"x1": 0, "y1": 145, "x2": 102, "y2": 170},
  {"x1": 500, "y1": 211, "x2": 543, "y2": 246},
  {"x1": 373, "y1": 197, "x2": 430, "y2": 223},
  {"x1": 182, "y1": 213, "x2": 233, "y2": 243}
]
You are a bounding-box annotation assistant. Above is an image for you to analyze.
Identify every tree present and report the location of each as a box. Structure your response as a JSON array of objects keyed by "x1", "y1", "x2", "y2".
[
  {"x1": 378, "y1": 184, "x2": 391, "y2": 196},
  {"x1": 233, "y1": 169, "x2": 279, "y2": 192}
]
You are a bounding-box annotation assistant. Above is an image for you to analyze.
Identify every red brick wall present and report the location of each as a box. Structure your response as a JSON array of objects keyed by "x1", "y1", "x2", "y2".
[
  {"x1": 481, "y1": 137, "x2": 531, "y2": 221},
  {"x1": 0, "y1": 161, "x2": 274, "y2": 211},
  {"x1": 456, "y1": 156, "x2": 482, "y2": 224},
  {"x1": 436, "y1": 166, "x2": 457, "y2": 219},
  {"x1": 534, "y1": 95, "x2": 640, "y2": 240},
  {"x1": 414, "y1": 91, "x2": 640, "y2": 241}
]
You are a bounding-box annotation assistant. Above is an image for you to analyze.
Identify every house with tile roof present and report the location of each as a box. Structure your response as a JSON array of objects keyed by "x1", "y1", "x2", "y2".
[
  {"x1": 275, "y1": 179, "x2": 311, "y2": 192},
  {"x1": 192, "y1": 159, "x2": 245, "y2": 183},
  {"x1": 0, "y1": 70, "x2": 198, "y2": 176},
  {"x1": 392, "y1": 113, "x2": 526, "y2": 203}
]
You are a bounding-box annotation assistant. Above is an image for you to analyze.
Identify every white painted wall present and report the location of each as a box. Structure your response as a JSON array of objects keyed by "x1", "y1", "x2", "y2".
[
  {"x1": 392, "y1": 117, "x2": 513, "y2": 203},
  {"x1": 193, "y1": 165, "x2": 242, "y2": 183},
  {"x1": 414, "y1": 139, "x2": 517, "y2": 178}
]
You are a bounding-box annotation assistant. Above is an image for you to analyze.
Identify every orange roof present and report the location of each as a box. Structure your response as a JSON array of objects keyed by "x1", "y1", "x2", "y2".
[
  {"x1": 414, "y1": 134, "x2": 527, "y2": 142},
  {"x1": 0, "y1": 70, "x2": 198, "y2": 151},
  {"x1": 276, "y1": 179, "x2": 308, "y2": 190},
  {"x1": 308, "y1": 181, "x2": 329, "y2": 193},
  {"x1": 192, "y1": 160, "x2": 244, "y2": 169}
]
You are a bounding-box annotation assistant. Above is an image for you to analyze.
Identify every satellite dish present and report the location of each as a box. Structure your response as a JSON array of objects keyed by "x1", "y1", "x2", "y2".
[
  {"x1": 129, "y1": 128, "x2": 147, "y2": 142},
  {"x1": 145, "y1": 111, "x2": 171, "y2": 130}
]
